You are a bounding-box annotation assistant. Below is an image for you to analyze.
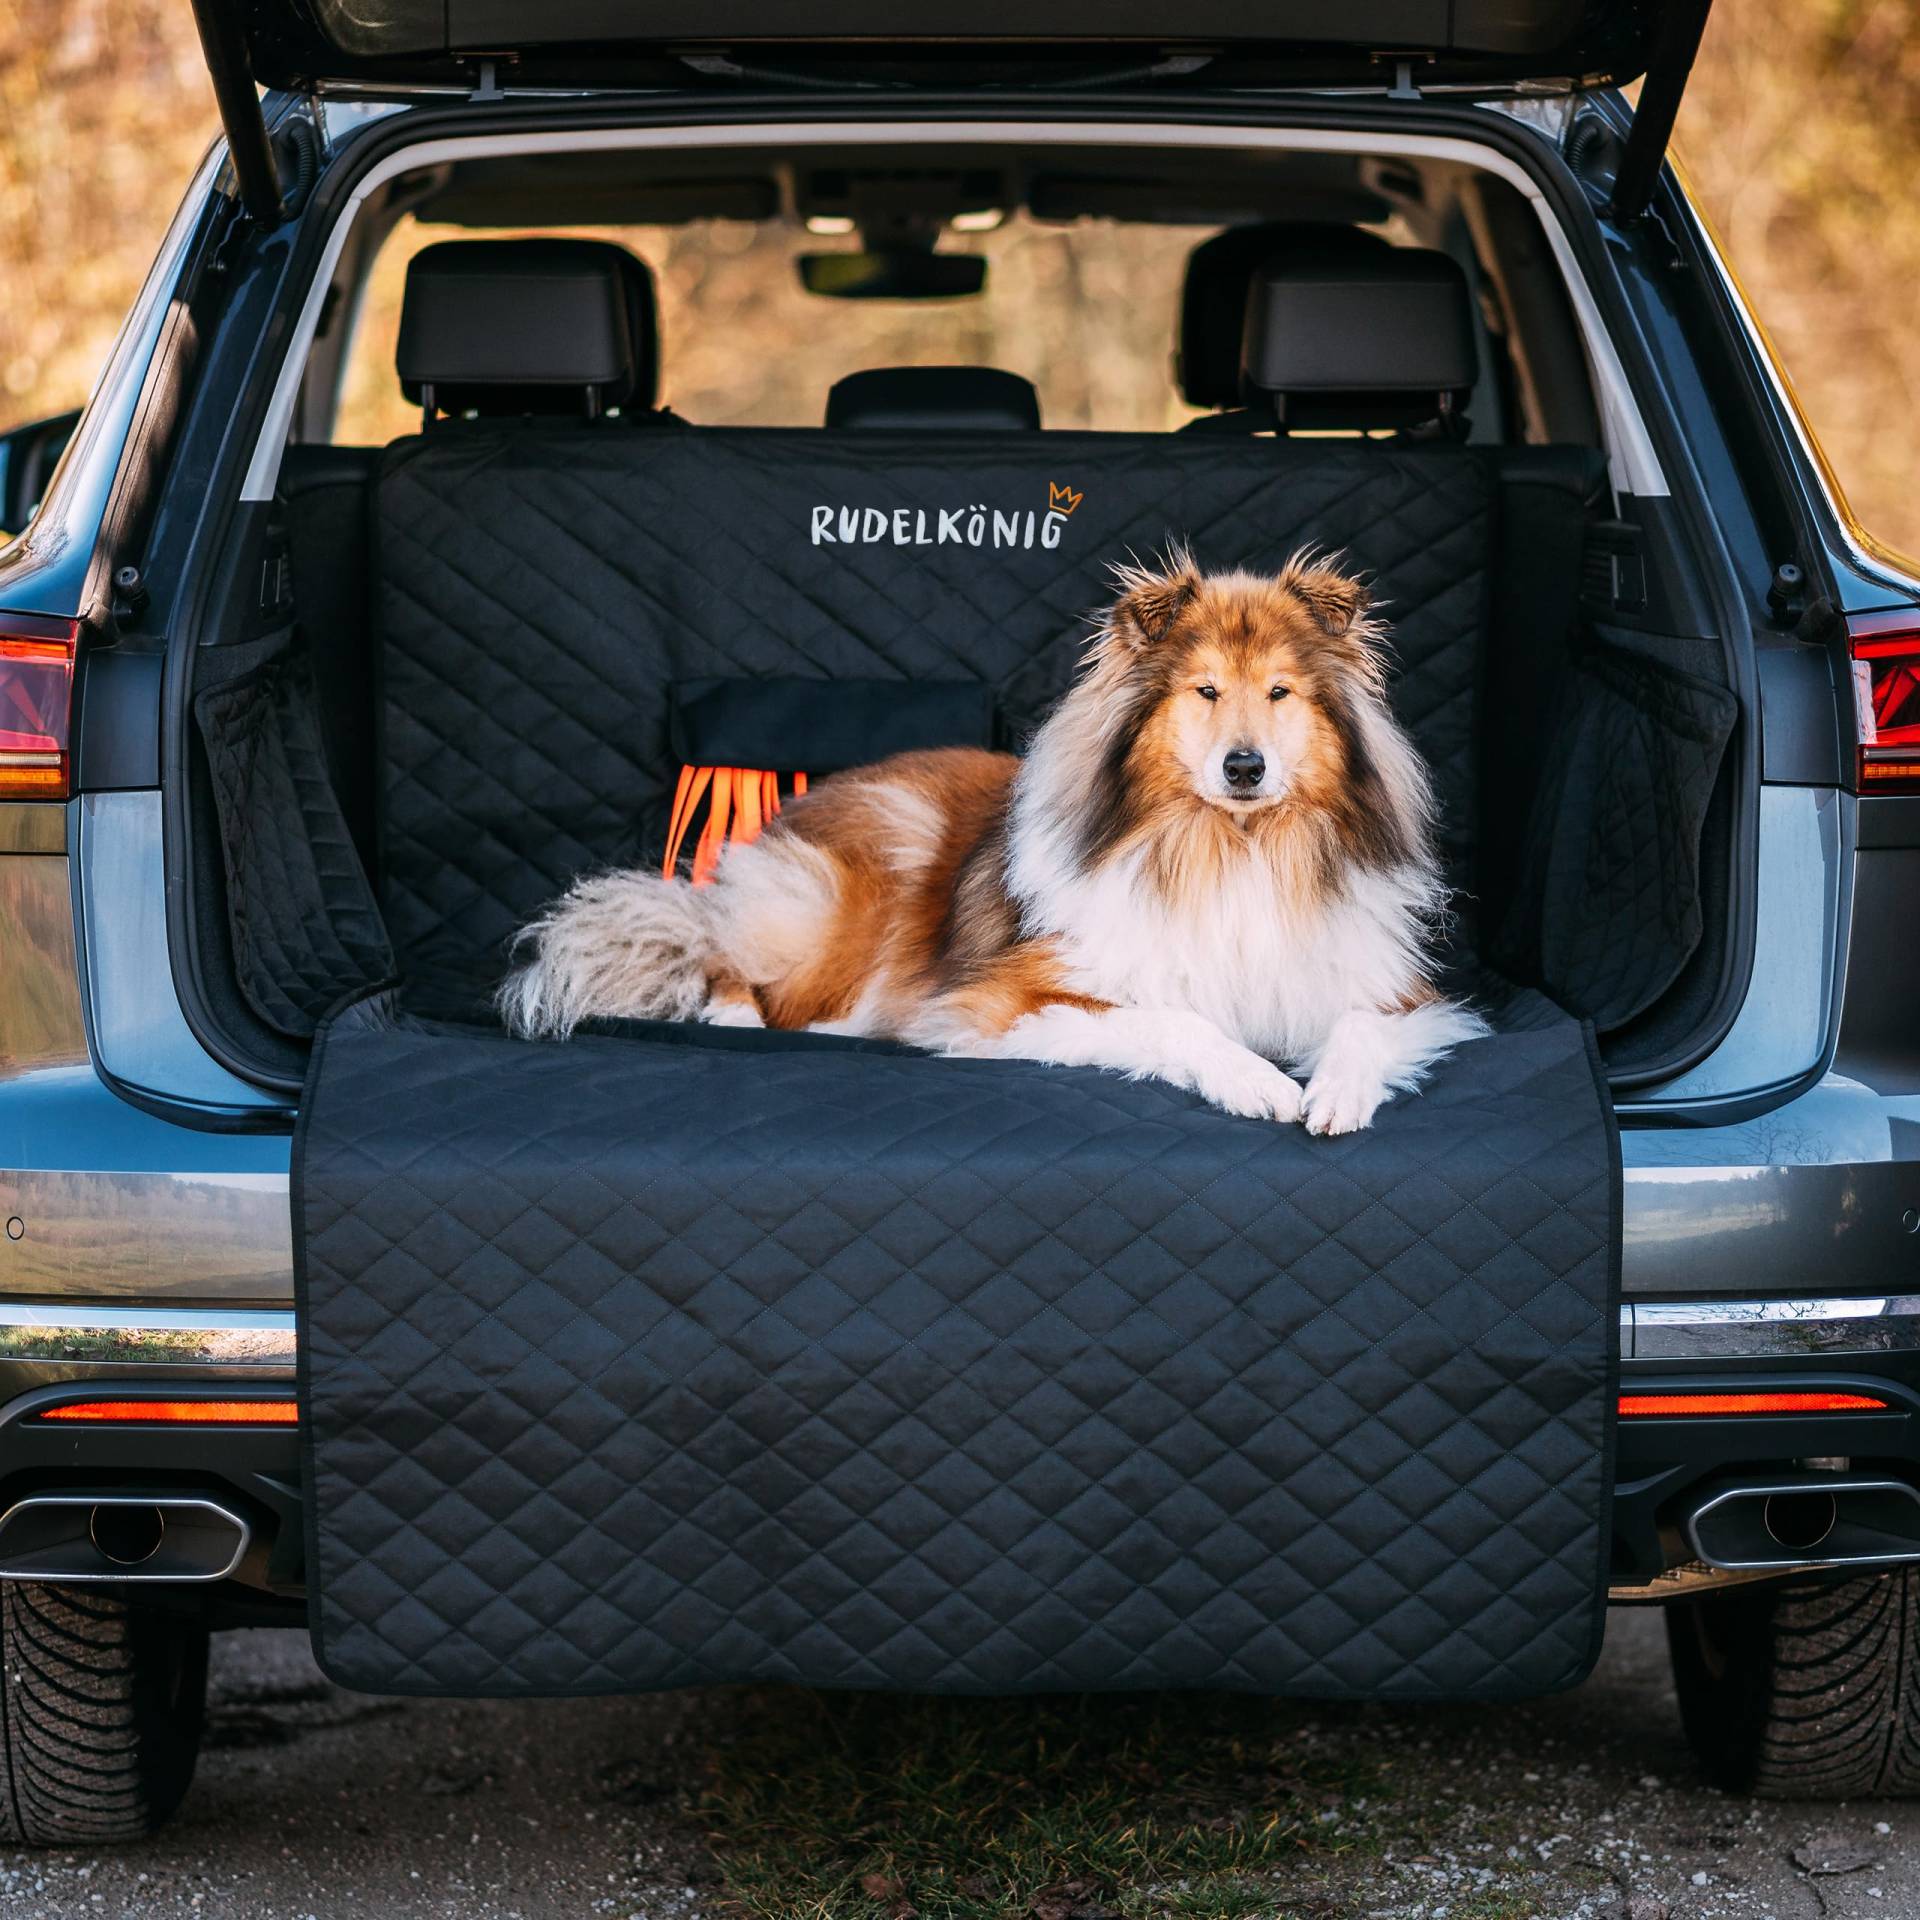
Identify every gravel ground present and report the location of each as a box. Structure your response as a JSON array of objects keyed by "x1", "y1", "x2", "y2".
[{"x1": 4, "y1": 1608, "x2": 1918, "y2": 1920}]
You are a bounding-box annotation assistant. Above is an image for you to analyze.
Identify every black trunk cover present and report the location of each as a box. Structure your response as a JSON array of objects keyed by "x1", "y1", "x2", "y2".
[{"x1": 295, "y1": 988, "x2": 1617, "y2": 1699}]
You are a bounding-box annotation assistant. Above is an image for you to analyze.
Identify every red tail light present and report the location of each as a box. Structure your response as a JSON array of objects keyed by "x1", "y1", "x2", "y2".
[
  {"x1": 1850, "y1": 614, "x2": 1920, "y2": 795},
  {"x1": 0, "y1": 614, "x2": 80, "y2": 801},
  {"x1": 1618, "y1": 1390, "x2": 1889, "y2": 1418},
  {"x1": 36, "y1": 1399, "x2": 298, "y2": 1427}
]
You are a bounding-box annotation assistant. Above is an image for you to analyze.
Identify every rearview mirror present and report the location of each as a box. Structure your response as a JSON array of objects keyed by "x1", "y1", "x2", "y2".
[{"x1": 797, "y1": 252, "x2": 987, "y2": 300}]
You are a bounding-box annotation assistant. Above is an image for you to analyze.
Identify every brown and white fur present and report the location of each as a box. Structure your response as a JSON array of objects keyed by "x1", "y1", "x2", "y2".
[{"x1": 498, "y1": 550, "x2": 1485, "y2": 1133}]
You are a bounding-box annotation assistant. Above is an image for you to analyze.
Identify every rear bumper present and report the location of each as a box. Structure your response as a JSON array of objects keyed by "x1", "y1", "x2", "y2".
[
  {"x1": 11, "y1": 1290, "x2": 1920, "y2": 1372},
  {"x1": 2, "y1": 1298, "x2": 1919, "y2": 1605},
  {"x1": 8, "y1": 1028, "x2": 1920, "y2": 1607},
  {"x1": 0, "y1": 1378, "x2": 301, "y2": 1609}
]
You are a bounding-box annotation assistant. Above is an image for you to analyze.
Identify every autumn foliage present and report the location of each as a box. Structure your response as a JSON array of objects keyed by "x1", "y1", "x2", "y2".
[{"x1": 2, "y1": 0, "x2": 1916, "y2": 557}]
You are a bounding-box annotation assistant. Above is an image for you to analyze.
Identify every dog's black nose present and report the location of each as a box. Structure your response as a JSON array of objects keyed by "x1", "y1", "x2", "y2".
[{"x1": 1223, "y1": 747, "x2": 1266, "y2": 791}]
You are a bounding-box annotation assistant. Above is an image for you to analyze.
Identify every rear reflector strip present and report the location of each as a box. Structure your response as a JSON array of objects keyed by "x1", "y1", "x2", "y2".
[
  {"x1": 0, "y1": 617, "x2": 80, "y2": 802},
  {"x1": 37, "y1": 1399, "x2": 297, "y2": 1426},
  {"x1": 1618, "y1": 1390, "x2": 1890, "y2": 1418}
]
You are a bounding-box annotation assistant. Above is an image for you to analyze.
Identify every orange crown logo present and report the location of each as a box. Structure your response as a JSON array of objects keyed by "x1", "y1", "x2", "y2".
[{"x1": 1048, "y1": 481, "x2": 1084, "y2": 515}]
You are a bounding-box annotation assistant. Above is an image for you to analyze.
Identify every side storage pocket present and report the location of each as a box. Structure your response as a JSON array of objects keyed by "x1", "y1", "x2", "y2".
[
  {"x1": 1493, "y1": 641, "x2": 1737, "y2": 1032},
  {"x1": 194, "y1": 641, "x2": 394, "y2": 1038}
]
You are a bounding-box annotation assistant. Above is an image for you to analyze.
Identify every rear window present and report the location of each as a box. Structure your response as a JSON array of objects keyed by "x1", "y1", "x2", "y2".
[{"x1": 335, "y1": 212, "x2": 1207, "y2": 442}]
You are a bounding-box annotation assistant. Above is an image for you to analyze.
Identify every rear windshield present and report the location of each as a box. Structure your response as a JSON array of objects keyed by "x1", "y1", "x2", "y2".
[{"x1": 338, "y1": 212, "x2": 1216, "y2": 441}]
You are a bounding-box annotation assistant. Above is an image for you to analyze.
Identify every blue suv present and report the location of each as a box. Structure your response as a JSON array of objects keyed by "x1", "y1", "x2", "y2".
[{"x1": 2, "y1": 0, "x2": 1919, "y2": 1837}]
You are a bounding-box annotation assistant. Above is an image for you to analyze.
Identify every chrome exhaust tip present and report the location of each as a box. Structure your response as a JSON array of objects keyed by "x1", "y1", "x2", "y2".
[
  {"x1": 86, "y1": 1503, "x2": 166, "y2": 1568},
  {"x1": 0, "y1": 1495, "x2": 248, "y2": 1583},
  {"x1": 1686, "y1": 1476, "x2": 1920, "y2": 1571},
  {"x1": 1761, "y1": 1489, "x2": 1838, "y2": 1555}
]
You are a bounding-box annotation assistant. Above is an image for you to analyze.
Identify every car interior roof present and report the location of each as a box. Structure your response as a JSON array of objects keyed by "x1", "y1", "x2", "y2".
[{"x1": 400, "y1": 144, "x2": 1403, "y2": 230}]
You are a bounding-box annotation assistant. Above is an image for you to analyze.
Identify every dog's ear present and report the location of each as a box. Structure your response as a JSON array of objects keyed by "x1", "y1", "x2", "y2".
[
  {"x1": 1282, "y1": 556, "x2": 1372, "y2": 637},
  {"x1": 1108, "y1": 555, "x2": 1200, "y2": 652}
]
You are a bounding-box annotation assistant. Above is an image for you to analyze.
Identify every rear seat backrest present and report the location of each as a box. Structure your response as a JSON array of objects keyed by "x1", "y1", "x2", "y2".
[
  {"x1": 364, "y1": 226, "x2": 1599, "y2": 1006},
  {"x1": 373, "y1": 427, "x2": 1499, "y2": 1006},
  {"x1": 278, "y1": 237, "x2": 674, "y2": 875}
]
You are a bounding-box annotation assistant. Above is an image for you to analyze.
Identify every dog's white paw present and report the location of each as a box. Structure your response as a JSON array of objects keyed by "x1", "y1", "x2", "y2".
[
  {"x1": 701, "y1": 996, "x2": 765, "y2": 1029},
  {"x1": 1194, "y1": 1047, "x2": 1304, "y2": 1124},
  {"x1": 1301, "y1": 1065, "x2": 1388, "y2": 1136}
]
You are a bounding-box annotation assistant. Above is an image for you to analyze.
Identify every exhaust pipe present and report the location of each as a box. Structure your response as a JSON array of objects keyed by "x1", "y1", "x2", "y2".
[
  {"x1": 88, "y1": 1503, "x2": 167, "y2": 1567},
  {"x1": 1686, "y1": 1475, "x2": 1920, "y2": 1571},
  {"x1": 0, "y1": 1496, "x2": 249, "y2": 1583}
]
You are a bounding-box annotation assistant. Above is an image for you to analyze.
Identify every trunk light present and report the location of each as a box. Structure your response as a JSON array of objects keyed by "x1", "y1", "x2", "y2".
[
  {"x1": 0, "y1": 615, "x2": 80, "y2": 801},
  {"x1": 37, "y1": 1399, "x2": 298, "y2": 1426},
  {"x1": 1850, "y1": 615, "x2": 1920, "y2": 795},
  {"x1": 1618, "y1": 1390, "x2": 1889, "y2": 1418}
]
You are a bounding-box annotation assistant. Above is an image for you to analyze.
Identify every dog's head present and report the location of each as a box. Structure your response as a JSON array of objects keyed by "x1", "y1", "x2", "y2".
[
  {"x1": 1031, "y1": 548, "x2": 1435, "y2": 896},
  {"x1": 1094, "y1": 549, "x2": 1380, "y2": 819},
  {"x1": 1094, "y1": 544, "x2": 1391, "y2": 785}
]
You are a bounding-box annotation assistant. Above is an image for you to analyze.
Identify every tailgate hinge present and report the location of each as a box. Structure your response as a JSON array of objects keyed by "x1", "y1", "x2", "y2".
[
  {"x1": 1373, "y1": 51, "x2": 1431, "y2": 101},
  {"x1": 468, "y1": 56, "x2": 512, "y2": 103}
]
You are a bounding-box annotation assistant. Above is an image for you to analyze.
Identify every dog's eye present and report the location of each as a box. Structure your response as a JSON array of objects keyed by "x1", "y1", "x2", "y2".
[
  {"x1": 1269, "y1": 685, "x2": 1292, "y2": 702},
  {"x1": 1196, "y1": 684, "x2": 1218, "y2": 702}
]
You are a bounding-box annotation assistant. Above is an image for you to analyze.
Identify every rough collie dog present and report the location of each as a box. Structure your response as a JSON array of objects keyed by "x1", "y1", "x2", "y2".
[{"x1": 499, "y1": 551, "x2": 1485, "y2": 1133}]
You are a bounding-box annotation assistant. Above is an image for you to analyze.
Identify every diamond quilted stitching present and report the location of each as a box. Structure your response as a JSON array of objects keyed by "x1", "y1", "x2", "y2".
[
  {"x1": 1494, "y1": 643, "x2": 1736, "y2": 1030},
  {"x1": 195, "y1": 645, "x2": 394, "y2": 1034},
  {"x1": 300, "y1": 982, "x2": 1615, "y2": 1702},
  {"x1": 373, "y1": 430, "x2": 1492, "y2": 1003}
]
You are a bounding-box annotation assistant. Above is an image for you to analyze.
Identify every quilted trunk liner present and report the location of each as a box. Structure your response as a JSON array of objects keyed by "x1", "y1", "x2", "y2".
[
  {"x1": 373, "y1": 428, "x2": 1493, "y2": 1012},
  {"x1": 295, "y1": 986, "x2": 1618, "y2": 1700}
]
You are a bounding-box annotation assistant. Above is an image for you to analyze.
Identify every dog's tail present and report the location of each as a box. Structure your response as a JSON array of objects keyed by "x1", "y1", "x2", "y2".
[{"x1": 497, "y1": 868, "x2": 718, "y2": 1039}]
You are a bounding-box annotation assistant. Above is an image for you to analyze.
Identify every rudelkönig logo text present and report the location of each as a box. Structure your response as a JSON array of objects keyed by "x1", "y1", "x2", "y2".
[{"x1": 811, "y1": 482, "x2": 1084, "y2": 551}]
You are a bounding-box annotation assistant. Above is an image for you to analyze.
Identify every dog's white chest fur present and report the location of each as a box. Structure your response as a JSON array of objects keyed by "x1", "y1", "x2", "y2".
[{"x1": 1020, "y1": 844, "x2": 1423, "y2": 1070}]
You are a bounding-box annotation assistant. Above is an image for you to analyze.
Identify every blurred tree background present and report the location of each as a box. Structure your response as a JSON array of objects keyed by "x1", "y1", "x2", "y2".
[{"x1": 1, "y1": 0, "x2": 1916, "y2": 555}]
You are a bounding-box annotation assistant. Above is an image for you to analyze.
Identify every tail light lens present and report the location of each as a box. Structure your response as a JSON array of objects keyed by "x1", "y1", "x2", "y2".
[
  {"x1": 35, "y1": 1399, "x2": 298, "y2": 1426},
  {"x1": 1618, "y1": 1390, "x2": 1889, "y2": 1417},
  {"x1": 0, "y1": 614, "x2": 80, "y2": 801},
  {"x1": 1850, "y1": 614, "x2": 1920, "y2": 794}
]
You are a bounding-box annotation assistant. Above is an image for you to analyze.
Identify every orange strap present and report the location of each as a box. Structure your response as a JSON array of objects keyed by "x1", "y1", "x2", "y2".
[{"x1": 661, "y1": 766, "x2": 803, "y2": 885}]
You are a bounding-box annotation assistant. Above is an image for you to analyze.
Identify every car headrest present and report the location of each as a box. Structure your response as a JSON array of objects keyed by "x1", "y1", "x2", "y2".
[
  {"x1": 1239, "y1": 247, "x2": 1476, "y2": 430},
  {"x1": 826, "y1": 366, "x2": 1041, "y2": 431},
  {"x1": 1176, "y1": 222, "x2": 1393, "y2": 410},
  {"x1": 397, "y1": 238, "x2": 659, "y2": 419}
]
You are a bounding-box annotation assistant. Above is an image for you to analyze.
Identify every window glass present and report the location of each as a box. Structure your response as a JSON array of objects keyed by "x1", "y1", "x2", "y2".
[{"x1": 335, "y1": 213, "x2": 1208, "y2": 442}]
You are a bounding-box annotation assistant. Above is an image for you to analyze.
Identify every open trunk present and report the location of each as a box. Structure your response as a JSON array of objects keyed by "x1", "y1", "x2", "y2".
[
  {"x1": 192, "y1": 427, "x2": 1742, "y2": 1085},
  {"x1": 198, "y1": 417, "x2": 1705, "y2": 1697},
  {"x1": 173, "y1": 122, "x2": 1744, "y2": 1699}
]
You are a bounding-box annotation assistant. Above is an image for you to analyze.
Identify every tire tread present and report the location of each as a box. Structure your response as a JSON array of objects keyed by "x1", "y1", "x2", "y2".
[
  {"x1": 0, "y1": 1583, "x2": 208, "y2": 1843},
  {"x1": 1670, "y1": 1568, "x2": 1920, "y2": 1799}
]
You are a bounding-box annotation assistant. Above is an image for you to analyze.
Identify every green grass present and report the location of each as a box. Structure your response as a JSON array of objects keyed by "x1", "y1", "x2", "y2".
[{"x1": 692, "y1": 1689, "x2": 1381, "y2": 1920}]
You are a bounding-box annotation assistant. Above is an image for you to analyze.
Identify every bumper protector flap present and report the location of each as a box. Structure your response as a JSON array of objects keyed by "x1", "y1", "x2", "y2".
[{"x1": 293, "y1": 986, "x2": 1619, "y2": 1700}]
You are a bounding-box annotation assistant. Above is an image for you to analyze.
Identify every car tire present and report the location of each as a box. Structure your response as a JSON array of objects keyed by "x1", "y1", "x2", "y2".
[
  {"x1": 1668, "y1": 1569, "x2": 1920, "y2": 1797},
  {"x1": 0, "y1": 1583, "x2": 209, "y2": 1843}
]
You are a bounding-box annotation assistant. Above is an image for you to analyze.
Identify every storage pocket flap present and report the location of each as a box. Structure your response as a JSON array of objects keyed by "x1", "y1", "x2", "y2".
[
  {"x1": 668, "y1": 676, "x2": 995, "y2": 774},
  {"x1": 1493, "y1": 642, "x2": 1736, "y2": 1033},
  {"x1": 194, "y1": 641, "x2": 395, "y2": 1039}
]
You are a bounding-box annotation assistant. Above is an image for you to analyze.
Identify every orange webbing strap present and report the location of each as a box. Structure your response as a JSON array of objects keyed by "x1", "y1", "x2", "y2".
[
  {"x1": 661, "y1": 765, "x2": 711, "y2": 878},
  {"x1": 661, "y1": 767, "x2": 800, "y2": 885}
]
